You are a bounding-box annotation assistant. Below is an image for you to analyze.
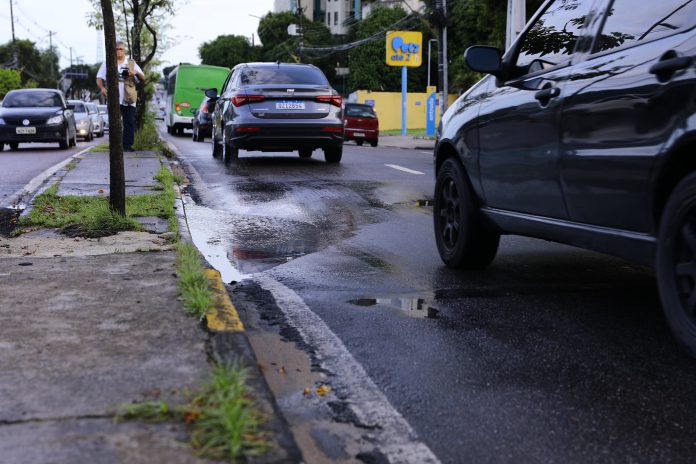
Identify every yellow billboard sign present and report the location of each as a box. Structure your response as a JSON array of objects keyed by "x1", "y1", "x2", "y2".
[{"x1": 386, "y1": 31, "x2": 423, "y2": 67}]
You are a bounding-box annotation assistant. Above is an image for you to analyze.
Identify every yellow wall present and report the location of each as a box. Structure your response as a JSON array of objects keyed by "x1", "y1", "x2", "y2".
[{"x1": 351, "y1": 90, "x2": 458, "y2": 131}]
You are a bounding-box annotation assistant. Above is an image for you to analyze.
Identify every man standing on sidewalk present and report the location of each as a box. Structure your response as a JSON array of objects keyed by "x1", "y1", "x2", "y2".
[{"x1": 96, "y1": 41, "x2": 145, "y2": 152}]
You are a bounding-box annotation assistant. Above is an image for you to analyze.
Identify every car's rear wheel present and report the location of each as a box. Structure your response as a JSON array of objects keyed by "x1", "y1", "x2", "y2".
[
  {"x1": 212, "y1": 136, "x2": 222, "y2": 158},
  {"x1": 656, "y1": 172, "x2": 696, "y2": 356},
  {"x1": 223, "y1": 141, "x2": 238, "y2": 163},
  {"x1": 356, "y1": 140, "x2": 363, "y2": 146},
  {"x1": 59, "y1": 130, "x2": 70, "y2": 149},
  {"x1": 9, "y1": 142, "x2": 18, "y2": 150},
  {"x1": 370, "y1": 139, "x2": 378, "y2": 147},
  {"x1": 324, "y1": 146, "x2": 342, "y2": 164},
  {"x1": 434, "y1": 157, "x2": 499, "y2": 269},
  {"x1": 70, "y1": 131, "x2": 77, "y2": 147},
  {"x1": 299, "y1": 149, "x2": 312, "y2": 159}
]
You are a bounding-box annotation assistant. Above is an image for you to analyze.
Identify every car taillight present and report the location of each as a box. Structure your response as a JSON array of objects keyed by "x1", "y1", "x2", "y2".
[
  {"x1": 200, "y1": 104, "x2": 208, "y2": 113},
  {"x1": 235, "y1": 127, "x2": 261, "y2": 133},
  {"x1": 231, "y1": 95, "x2": 265, "y2": 106},
  {"x1": 316, "y1": 95, "x2": 342, "y2": 107},
  {"x1": 322, "y1": 127, "x2": 343, "y2": 132}
]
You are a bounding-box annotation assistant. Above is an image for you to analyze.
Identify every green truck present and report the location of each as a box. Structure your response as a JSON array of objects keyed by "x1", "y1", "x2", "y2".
[{"x1": 165, "y1": 64, "x2": 229, "y2": 135}]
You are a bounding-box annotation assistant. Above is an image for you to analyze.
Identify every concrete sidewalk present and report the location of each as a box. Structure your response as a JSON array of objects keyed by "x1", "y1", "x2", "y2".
[
  {"x1": 0, "y1": 148, "x2": 299, "y2": 463},
  {"x1": 377, "y1": 134, "x2": 435, "y2": 151}
]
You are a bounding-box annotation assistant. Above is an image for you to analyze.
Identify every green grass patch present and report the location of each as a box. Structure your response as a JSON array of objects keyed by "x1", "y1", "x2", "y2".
[
  {"x1": 90, "y1": 143, "x2": 110, "y2": 152},
  {"x1": 21, "y1": 165, "x2": 178, "y2": 236},
  {"x1": 118, "y1": 363, "x2": 268, "y2": 461},
  {"x1": 381, "y1": 128, "x2": 428, "y2": 136},
  {"x1": 176, "y1": 242, "x2": 213, "y2": 318},
  {"x1": 133, "y1": 112, "x2": 160, "y2": 151}
]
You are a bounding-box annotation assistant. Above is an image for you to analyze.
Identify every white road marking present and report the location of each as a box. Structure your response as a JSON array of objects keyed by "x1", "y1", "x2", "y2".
[
  {"x1": 254, "y1": 274, "x2": 441, "y2": 464},
  {"x1": 385, "y1": 164, "x2": 425, "y2": 175}
]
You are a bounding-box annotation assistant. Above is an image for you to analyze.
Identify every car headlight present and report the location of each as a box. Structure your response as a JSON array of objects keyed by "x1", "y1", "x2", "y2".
[{"x1": 47, "y1": 115, "x2": 63, "y2": 125}]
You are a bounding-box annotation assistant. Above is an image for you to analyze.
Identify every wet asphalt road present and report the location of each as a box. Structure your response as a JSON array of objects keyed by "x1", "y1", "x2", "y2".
[
  {"x1": 166, "y1": 129, "x2": 696, "y2": 463},
  {"x1": 0, "y1": 140, "x2": 98, "y2": 207}
]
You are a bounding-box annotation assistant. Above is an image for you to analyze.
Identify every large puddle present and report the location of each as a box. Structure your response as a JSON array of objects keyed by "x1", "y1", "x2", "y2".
[{"x1": 347, "y1": 297, "x2": 441, "y2": 319}]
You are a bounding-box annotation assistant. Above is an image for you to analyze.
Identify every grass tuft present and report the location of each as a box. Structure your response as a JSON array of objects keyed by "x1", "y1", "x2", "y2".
[
  {"x1": 117, "y1": 362, "x2": 268, "y2": 461},
  {"x1": 176, "y1": 242, "x2": 213, "y2": 318}
]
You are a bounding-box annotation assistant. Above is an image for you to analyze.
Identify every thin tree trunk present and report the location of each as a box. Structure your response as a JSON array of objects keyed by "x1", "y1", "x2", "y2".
[{"x1": 101, "y1": 0, "x2": 126, "y2": 216}]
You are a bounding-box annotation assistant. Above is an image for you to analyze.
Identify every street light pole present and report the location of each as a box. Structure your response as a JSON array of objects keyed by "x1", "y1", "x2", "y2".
[{"x1": 427, "y1": 38, "x2": 437, "y2": 88}]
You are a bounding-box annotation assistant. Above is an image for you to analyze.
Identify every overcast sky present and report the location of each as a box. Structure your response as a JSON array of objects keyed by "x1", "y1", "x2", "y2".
[{"x1": 0, "y1": 0, "x2": 274, "y2": 71}]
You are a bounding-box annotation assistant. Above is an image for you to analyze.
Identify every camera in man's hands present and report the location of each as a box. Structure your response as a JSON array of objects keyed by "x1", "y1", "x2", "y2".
[{"x1": 121, "y1": 69, "x2": 130, "y2": 79}]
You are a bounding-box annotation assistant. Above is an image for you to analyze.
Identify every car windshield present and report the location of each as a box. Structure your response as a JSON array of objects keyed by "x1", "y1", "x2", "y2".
[
  {"x1": 346, "y1": 106, "x2": 375, "y2": 118},
  {"x1": 2, "y1": 91, "x2": 62, "y2": 108},
  {"x1": 97, "y1": 105, "x2": 107, "y2": 114},
  {"x1": 71, "y1": 102, "x2": 87, "y2": 113},
  {"x1": 240, "y1": 66, "x2": 328, "y2": 85},
  {"x1": 87, "y1": 104, "x2": 96, "y2": 114}
]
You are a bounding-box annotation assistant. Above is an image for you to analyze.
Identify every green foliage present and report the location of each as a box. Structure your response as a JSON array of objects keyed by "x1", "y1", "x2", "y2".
[
  {"x1": 0, "y1": 69, "x2": 22, "y2": 99},
  {"x1": 199, "y1": 35, "x2": 260, "y2": 68},
  {"x1": 175, "y1": 242, "x2": 213, "y2": 318},
  {"x1": 0, "y1": 39, "x2": 60, "y2": 88},
  {"x1": 348, "y1": 6, "x2": 433, "y2": 93},
  {"x1": 132, "y1": 112, "x2": 160, "y2": 150},
  {"x1": 62, "y1": 63, "x2": 100, "y2": 100}
]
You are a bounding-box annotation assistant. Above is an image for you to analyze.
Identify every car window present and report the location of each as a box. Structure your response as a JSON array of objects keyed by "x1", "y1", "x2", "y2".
[
  {"x1": 240, "y1": 66, "x2": 328, "y2": 85},
  {"x1": 346, "y1": 106, "x2": 376, "y2": 118},
  {"x1": 2, "y1": 91, "x2": 63, "y2": 108},
  {"x1": 515, "y1": 0, "x2": 597, "y2": 73},
  {"x1": 71, "y1": 103, "x2": 86, "y2": 113},
  {"x1": 97, "y1": 105, "x2": 107, "y2": 114},
  {"x1": 87, "y1": 104, "x2": 96, "y2": 114},
  {"x1": 593, "y1": 0, "x2": 695, "y2": 53}
]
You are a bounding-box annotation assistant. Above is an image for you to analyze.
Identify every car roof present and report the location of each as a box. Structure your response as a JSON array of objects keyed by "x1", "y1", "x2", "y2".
[
  {"x1": 234, "y1": 62, "x2": 320, "y2": 71},
  {"x1": 8, "y1": 88, "x2": 61, "y2": 94}
]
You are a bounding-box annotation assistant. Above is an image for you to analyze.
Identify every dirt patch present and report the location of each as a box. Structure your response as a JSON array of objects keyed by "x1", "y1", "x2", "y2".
[{"x1": 0, "y1": 229, "x2": 175, "y2": 258}]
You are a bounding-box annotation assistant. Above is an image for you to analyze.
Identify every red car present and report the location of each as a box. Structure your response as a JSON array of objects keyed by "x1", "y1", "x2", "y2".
[{"x1": 344, "y1": 103, "x2": 378, "y2": 147}]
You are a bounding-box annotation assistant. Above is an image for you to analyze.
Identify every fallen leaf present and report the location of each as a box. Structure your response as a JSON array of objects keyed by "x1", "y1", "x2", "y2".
[
  {"x1": 316, "y1": 384, "x2": 332, "y2": 396},
  {"x1": 278, "y1": 367, "x2": 286, "y2": 375},
  {"x1": 303, "y1": 387, "x2": 312, "y2": 396}
]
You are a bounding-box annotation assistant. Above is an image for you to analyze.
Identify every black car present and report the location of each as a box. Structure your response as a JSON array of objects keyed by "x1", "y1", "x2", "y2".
[
  {"x1": 206, "y1": 62, "x2": 344, "y2": 163},
  {"x1": 0, "y1": 88, "x2": 77, "y2": 150},
  {"x1": 192, "y1": 96, "x2": 213, "y2": 142},
  {"x1": 434, "y1": 0, "x2": 696, "y2": 355}
]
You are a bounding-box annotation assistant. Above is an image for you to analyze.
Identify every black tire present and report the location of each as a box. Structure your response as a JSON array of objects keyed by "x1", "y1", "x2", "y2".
[
  {"x1": 656, "y1": 172, "x2": 696, "y2": 356},
  {"x1": 324, "y1": 146, "x2": 342, "y2": 164},
  {"x1": 299, "y1": 148, "x2": 312, "y2": 159},
  {"x1": 224, "y1": 141, "x2": 239, "y2": 163},
  {"x1": 370, "y1": 139, "x2": 378, "y2": 147},
  {"x1": 433, "y1": 157, "x2": 499, "y2": 269},
  {"x1": 167, "y1": 125, "x2": 172, "y2": 135},
  {"x1": 9, "y1": 142, "x2": 19, "y2": 151},
  {"x1": 212, "y1": 136, "x2": 222, "y2": 158},
  {"x1": 356, "y1": 140, "x2": 364, "y2": 146},
  {"x1": 70, "y1": 131, "x2": 77, "y2": 147},
  {"x1": 192, "y1": 128, "x2": 198, "y2": 142},
  {"x1": 59, "y1": 130, "x2": 69, "y2": 149},
  {"x1": 198, "y1": 134, "x2": 205, "y2": 142}
]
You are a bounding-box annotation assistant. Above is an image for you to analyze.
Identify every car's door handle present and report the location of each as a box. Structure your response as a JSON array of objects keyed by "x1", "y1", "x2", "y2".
[
  {"x1": 649, "y1": 56, "x2": 692, "y2": 75},
  {"x1": 534, "y1": 86, "x2": 560, "y2": 101}
]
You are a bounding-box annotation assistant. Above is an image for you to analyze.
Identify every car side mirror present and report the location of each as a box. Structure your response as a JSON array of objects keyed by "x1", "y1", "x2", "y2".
[
  {"x1": 465, "y1": 46, "x2": 503, "y2": 76},
  {"x1": 206, "y1": 101, "x2": 215, "y2": 113},
  {"x1": 204, "y1": 88, "x2": 218, "y2": 99}
]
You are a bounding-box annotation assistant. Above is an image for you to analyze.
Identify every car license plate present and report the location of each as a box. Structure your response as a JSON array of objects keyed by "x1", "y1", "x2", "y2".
[
  {"x1": 353, "y1": 132, "x2": 365, "y2": 137},
  {"x1": 16, "y1": 127, "x2": 36, "y2": 134},
  {"x1": 276, "y1": 101, "x2": 305, "y2": 110}
]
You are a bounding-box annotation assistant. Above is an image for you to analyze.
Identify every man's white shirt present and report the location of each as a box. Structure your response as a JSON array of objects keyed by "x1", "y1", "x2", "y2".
[{"x1": 97, "y1": 57, "x2": 143, "y2": 107}]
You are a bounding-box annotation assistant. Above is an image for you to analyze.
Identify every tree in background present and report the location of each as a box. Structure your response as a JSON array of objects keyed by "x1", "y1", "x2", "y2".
[
  {"x1": 199, "y1": 35, "x2": 259, "y2": 69},
  {"x1": 62, "y1": 63, "x2": 101, "y2": 100},
  {"x1": 0, "y1": 39, "x2": 59, "y2": 88},
  {"x1": 347, "y1": 5, "x2": 432, "y2": 93},
  {"x1": 0, "y1": 69, "x2": 23, "y2": 99}
]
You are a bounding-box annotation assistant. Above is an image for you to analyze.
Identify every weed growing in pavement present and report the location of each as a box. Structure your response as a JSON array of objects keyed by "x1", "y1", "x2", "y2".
[
  {"x1": 133, "y1": 113, "x2": 160, "y2": 151},
  {"x1": 117, "y1": 362, "x2": 268, "y2": 461},
  {"x1": 176, "y1": 242, "x2": 213, "y2": 318}
]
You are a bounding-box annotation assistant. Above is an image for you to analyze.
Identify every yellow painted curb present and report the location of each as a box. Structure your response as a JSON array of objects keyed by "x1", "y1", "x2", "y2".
[{"x1": 204, "y1": 269, "x2": 244, "y2": 332}]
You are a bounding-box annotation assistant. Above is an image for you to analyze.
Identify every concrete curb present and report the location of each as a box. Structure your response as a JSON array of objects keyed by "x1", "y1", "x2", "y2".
[{"x1": 159, "y1": 132, "x2": 304, "y2": 464}]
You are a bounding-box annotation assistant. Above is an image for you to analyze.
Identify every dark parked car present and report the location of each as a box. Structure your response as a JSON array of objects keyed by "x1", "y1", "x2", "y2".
[
  {"x1": 192, "y1": 96, "x2": 213, "y2": 142},
  {"x1": 433, "y1": 0, "x2": 696, "y2": 355},
  {"x1": 344, "y1": 103, "x2": 379, "y2": 147},
  {"x1": 0, "y1": 88, "x2": 76, "y2": 150},
  {"x1": 207, "y1": 62, "x2": 344, "y2": 163}
]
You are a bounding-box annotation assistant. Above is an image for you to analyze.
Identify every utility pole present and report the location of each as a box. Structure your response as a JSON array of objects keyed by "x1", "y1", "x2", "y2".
[
  {"x1": 297, "y1": 0, "x2": 304, "y2": 62},
  {"x1": 48, "y1": 30, "x2": 56, "y2": 82},
  {"x1": 436, "y1": 0, "x2": 448, "y2": 115},
  {"x1": 9, "y1": 0, "x2": 18, "y2": 68}
]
